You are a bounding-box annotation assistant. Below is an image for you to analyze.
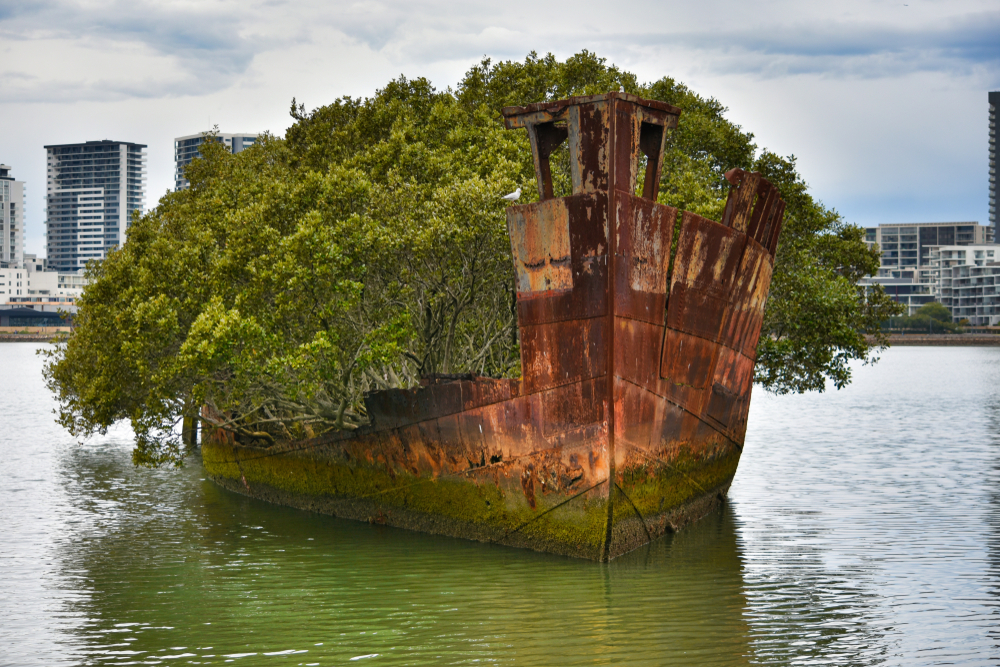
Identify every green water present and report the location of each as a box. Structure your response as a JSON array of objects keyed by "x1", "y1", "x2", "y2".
[{"x1": 2, "y1": 343, "x2": 999, "y2": 665}]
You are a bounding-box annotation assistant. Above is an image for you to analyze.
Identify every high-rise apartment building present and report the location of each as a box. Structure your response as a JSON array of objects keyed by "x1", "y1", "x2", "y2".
[
  {"x1": 0, "y1": 165, "x2": 24, "y2": 269},
  {"x1": 860, "y1": 222, "x2": 994, "y2": 314},
  {"x1": 44, "y1": 140, "x2": 147, "y2": 272},
  {"x1": 174, "y1": 132, "x2": 257, "y2": 190},
  {"x1": 864, "y1": 222, "x2": 992, "y2": 283},
  {"x1": 990, "y1": 91, "x2": 998, "y2": 236}
]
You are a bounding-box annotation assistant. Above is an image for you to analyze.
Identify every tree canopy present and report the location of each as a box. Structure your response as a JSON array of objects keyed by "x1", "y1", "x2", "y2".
[
  {"x1": 915, "y1": 302, "x2": 952, "y2": 323},
  {"x1": 883, "y1": 301, "x2": 958, "y2": 333},
  {"x1": 43, "y1": 51, "x2": 901, "y2": 466}
]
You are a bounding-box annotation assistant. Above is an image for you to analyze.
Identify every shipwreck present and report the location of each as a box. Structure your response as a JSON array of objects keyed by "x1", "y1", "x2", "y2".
[{"x1": 202, "y1": 92, "x2": 786, "y2": 561}]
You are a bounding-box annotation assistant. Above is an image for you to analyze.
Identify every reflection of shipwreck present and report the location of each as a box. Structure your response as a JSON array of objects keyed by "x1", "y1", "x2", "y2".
[{"x1": 203, "y1": 92, "x2": 785, "y2": 561}]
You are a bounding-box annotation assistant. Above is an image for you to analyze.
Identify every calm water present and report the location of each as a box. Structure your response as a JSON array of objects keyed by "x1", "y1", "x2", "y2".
[{"x1": 1, "y1": 344, "x2": 998, "y2": 666}]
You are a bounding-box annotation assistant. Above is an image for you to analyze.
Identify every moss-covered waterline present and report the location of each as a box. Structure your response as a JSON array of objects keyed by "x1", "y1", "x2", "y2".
[{"x1": 201, "y1": 436, "x2": 740, "y2": 561}]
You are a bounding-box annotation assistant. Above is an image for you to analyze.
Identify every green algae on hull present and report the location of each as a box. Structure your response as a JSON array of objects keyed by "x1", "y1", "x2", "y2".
[{"x1": 202, "y1": 435, "x2": 740, "y2": 561}]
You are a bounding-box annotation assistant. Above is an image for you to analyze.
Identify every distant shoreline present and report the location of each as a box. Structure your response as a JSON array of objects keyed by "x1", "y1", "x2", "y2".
[
  {"x1": 8, "y1": 332, "x2": 1000, "y2": 346},
  {"x1": 872, "y1": 334, "x2": 1000, "y2": 346},
  {"x1": 0, "y1": 333, "x2": 61, "y2": 343}
]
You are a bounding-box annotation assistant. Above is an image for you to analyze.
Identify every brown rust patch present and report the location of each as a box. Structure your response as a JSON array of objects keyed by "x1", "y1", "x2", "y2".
[{"x1": 508, "y1": 198, "x2": 574, "y2": 294}]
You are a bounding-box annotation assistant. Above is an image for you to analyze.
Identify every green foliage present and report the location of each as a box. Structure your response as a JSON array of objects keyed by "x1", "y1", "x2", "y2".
[
  {"x1": 44, "y1": 51, "x2": 900, "y2": 466},
  {"x1": 751, "y1": 154, "x2": 903, "y2": 392},
  {"x1": 883, "y1": 301, "x2": 959, "y2": 333},
  {"x1": 915, "y1": 301, "x2": 952, "y2": 322}
]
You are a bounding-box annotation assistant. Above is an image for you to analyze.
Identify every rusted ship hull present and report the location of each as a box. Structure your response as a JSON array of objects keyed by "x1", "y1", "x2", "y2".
[{"x1": 202, "y1": 92, "x2": 784, "y2": 561}]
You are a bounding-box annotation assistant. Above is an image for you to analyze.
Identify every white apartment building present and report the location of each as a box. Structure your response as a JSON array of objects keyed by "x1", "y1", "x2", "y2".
[
  {"x1": 858, "y1": 276, "x2": 934, "y2": 315},
  {"x1": 863, "y1": 222, "x2": 992, "y2": 285},
  {"x1": 44, "y1": 140, "x2": 147, "y2": 272},
  {"x1": 0, "y1": 264, "x2": 84, "y2": 300},
  {"x1": 925, "y1": 244, "x2": 998, "y2": 285},
  {"x1": 882, "y1": 245, "x2": 1000, "y2": 324},
  {"x1": 0, "y1": 164, "x2": 25, "y2": 269},
  {"x1": 21, "y1": 253, "x2": 46, "y2": 272},
  {"x1": 174, "y1": 132, "x2": 257, "y2": 190},
  {"x1": 939, "y1": 264, "x2": 1000, "y2": 325},
  {"x1": 861, "y1": 223, "x2": 995, "y2": 314},
  {"x1": 0, "y1": 262, "x2": 85, "y2": 314}
]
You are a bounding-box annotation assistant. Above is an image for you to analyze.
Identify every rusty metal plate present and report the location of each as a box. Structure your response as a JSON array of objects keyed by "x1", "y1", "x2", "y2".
[
  {"x1": 362, "y1": 389, "x2": 412, "y2": 430},
  {"x1": 659, "y1": 327, "x2": 718, "y2": 390},
  {"x1": 459, "y1": 378, "x2": 521, "y2": 412},
  {"x1": 502, "y1": 93, "x2": 681, "y2": 127},
  {"x1": 617, "y1": 193, "x2": 676, "y2": 294},
  {"x1": 712, "y1": 345, "x2": 755, "y2": 397},
  {"x1": 473, "y1": 393, "x2": 547, "y2": 457},
  {"x1": 666, "y1": 212, "x2": 743, "y2": 343},
  {"x1": 718, "y1": 239, "x2": 765, "y2": 352},
  {"x1": 508, "y1": 198, "x2": 573, "y2": 294},
  {"x1": 746, "y1": 181, "x2": 779, "y2": 242},
  {"x1": 515, "y1": 192, "x2": 608, "y2": 326},
  {"x1": 614, "y1": 194, "x2": 677, "y2": 325},
  {"x1": 727, "y1": 240, "x2": 773, "y2": 357},
  {"x1": 614, "y1": 98, "x2": 644, "y2": 195},
  {"x1": 541, "y1": 377, "x2": 604, "y2": 436},
  {"x1": 706, "y1": 383, "x2": 751, "y2": 438},
  {"x1": 612, "y1": 376, "x2": 657, "y2": 451},
  {"x1": 720, "y1": 170, "x2": 760, "y2": 233},
  {"x1": 722, "y1": 168, "x2": 786, "y2": 258},
  {"x1": 517, "y1": 263, "x2": 607, "y2": 326},
  {"x1": 568, "y1": 102, "x2": 610, "y2": 194},
  {"x1": 614, "y1": 316, "x2": 663, "y2": 390},
  {"x1": 650, "y1": 396, "x2": 720, "y2": 451},
  {"x1": 765, "y1": 201, "x2": 785, "y2": 256},
  {"x1": 519, "y1": 316, "x2": 607, "y2": 394},
  {"x1": 614, "y1": 278, "x2": 667, "y2": 327}
]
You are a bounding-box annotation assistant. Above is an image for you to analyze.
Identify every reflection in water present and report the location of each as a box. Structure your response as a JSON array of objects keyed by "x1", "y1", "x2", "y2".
[
  {"x1": 987, "y1": 464, "x2": 1000, "y2": 659},
  {"x1": 2, "y1": 344, "x2": 1000, "y2": 665},
  {"x1": 53, "y1": 441, "x2": 754, "y2": 666},
  {"x1": 982, "y1": 383, "x2": 1000, "y2": 656},
  {"x1": 736, "y1": 347, "x2": 1000, "y2": 665}
]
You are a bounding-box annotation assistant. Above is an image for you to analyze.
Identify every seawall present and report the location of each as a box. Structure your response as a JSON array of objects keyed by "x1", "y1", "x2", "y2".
[
  {"x1": 0, "y1": 333, "x2": 61, "y2": 342},
  {"x1": 871, "y1": 334, "x2": 1000, "y2": 346}
]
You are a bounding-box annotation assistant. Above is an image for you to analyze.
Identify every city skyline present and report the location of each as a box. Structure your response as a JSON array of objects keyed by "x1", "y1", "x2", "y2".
[{"x1": 5, "y1": 84, "x2": 998, "y2": 261}]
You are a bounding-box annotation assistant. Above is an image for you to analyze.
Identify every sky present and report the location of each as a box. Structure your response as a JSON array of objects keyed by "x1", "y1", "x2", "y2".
[{"x1": 2, "y1": 0, "x2": 999, "y2": 257}]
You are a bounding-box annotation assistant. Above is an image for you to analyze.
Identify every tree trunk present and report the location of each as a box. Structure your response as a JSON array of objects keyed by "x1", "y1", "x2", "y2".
[{"x1": 182, "y1": 414, "x2": 199, "y2": 452}]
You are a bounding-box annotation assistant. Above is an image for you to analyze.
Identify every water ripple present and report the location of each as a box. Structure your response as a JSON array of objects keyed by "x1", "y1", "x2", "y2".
[{"x1": 1, "y1": 344, "x2": 998, "y2": 665}]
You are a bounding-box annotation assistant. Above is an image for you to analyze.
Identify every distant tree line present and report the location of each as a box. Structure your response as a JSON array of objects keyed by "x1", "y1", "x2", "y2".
[{"x1": 882, "y1": 301, "x2": 964, "y2": 333}]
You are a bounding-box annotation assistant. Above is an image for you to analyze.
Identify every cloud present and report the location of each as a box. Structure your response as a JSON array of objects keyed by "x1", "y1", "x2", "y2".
[
  {"x1": 665, "y1": 10, "x2": 1000, "y2": 78},
  {"x1": 371, "y1": 7, "x2": 1000, "y2": 80},
  {"x1": 2, "y1": 0, "x2": 997, "y2": 104},
  {"x1": 0, "y1": 0, "x2": 271, "y2": 102}
]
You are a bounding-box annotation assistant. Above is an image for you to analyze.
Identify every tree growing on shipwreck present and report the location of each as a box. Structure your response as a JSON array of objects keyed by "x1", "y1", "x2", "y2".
[{"x1": 44, "y1": 51, "x2": 901, "y2": 468}]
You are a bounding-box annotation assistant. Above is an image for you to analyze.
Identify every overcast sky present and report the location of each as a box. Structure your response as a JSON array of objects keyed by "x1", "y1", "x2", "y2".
[{"x1": 2, "y1": 0, "x2": 998, "y2": 256}]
